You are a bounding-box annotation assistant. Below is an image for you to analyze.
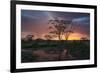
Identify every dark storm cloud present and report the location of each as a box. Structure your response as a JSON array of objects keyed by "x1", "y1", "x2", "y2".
[
  {"x1": 72, "y1": 16, "x2": 90, "y2": 36},
  {"x1": 50, "y1": 11, "x2": 90, "y2": 20}
]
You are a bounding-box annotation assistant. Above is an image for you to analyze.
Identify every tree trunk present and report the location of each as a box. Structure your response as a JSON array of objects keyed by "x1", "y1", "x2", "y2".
[
  {"x1": 65, "y1": 33, "x2": 70, "y2": 40},
  {"x1": 58, "y1": 34, "x2": 61, "y2": 40}
]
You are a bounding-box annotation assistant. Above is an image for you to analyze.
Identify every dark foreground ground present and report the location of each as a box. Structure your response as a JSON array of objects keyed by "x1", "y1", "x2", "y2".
[{"x1": 21, "y1": 40, "x2": 90, "y2": 63}]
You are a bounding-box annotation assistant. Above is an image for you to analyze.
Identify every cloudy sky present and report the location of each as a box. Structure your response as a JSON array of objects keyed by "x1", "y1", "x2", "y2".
[{"x1": 21, "y1": 10, "x2": 90, "y2": 40}]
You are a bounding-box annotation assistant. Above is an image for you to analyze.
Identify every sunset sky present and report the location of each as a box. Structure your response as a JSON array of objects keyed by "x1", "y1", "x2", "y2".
[{"x1": 21, "y1": 10, "x2": 90, "y2": 40}]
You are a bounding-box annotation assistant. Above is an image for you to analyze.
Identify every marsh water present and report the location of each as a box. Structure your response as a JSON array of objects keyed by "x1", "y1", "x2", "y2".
[{"x1": 21, "y1": 40, "x2": 90, "y2": 63}]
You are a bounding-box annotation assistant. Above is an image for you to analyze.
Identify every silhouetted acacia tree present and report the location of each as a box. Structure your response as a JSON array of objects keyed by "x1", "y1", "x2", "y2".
[
  {"x1": 80, "y1": 37, "x2": 88, "y2": 40},
  {"x1": 48, "y1": 17, "x2": 73, "y2": 40},
  {"x1": 44, "y1": 34, "x2": 52, "y2": 40},
  {"x1": 26, "y1": 35, "x2": 34, "y2": 41}
]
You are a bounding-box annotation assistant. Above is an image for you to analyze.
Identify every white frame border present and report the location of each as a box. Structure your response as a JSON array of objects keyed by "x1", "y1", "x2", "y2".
[{"x1": 16, "y1": 4, "x2": 95, "y2": 69}]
